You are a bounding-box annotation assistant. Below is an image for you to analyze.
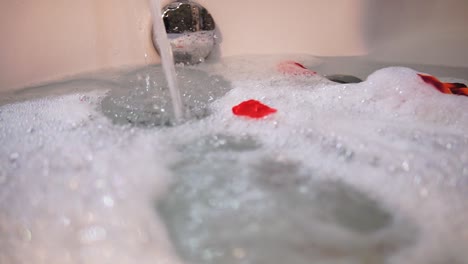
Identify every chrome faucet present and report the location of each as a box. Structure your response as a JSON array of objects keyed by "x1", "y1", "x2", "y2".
[{"x1": 153, "y1": 0, "x2": 216, "y2": 65}]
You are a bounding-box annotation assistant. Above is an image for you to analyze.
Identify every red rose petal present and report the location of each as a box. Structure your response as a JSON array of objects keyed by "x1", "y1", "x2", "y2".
[
  {"x1": 277, "y1": 60, "x2": 317, "y2": 76},
  {"x1": 232, "y1": 100, "x2": 277, "y2": 118},
  {"x1": 447, "y1": 83, "x2": 468, "y2": 96},
  {"x1": 418, "y1": 73, "x2": 468, "y2": 96}
]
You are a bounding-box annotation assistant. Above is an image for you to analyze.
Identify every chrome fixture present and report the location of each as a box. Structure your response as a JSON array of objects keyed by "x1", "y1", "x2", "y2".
[{"x1": 153, "y1": 0, "x2": 216, "y2": 65}]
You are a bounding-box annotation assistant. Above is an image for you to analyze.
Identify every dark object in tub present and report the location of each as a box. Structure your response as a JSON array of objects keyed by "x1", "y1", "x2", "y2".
[
  {"x1": 326, "y1": 74, "x2": 363, "y2": 84},
  {"x1": 276, "y1": 60, "x2": 362, "y2": 83}
]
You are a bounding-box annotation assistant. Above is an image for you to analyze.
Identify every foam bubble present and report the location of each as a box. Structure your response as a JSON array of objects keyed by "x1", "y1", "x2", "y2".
[{"x1": 1, "y1": 57, "x2": 467, "y2": 264}]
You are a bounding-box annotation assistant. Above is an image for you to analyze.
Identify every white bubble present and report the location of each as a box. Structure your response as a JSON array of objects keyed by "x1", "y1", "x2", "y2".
[
  {"x1": 79, "y1": 226, "x2": 107, "y2": 244},
  {"x1": 0, "y1": 57, "x2": 467, "y2": 264},
  {"x1": 401, "y1": 161, "x2": 410, "y2": 172},
  {"x1": 9, "y1": 152, "x2": 19, "y2": 161},
  {"x1": 102, "y1": 195, "x2": 115, "y2": 208}
]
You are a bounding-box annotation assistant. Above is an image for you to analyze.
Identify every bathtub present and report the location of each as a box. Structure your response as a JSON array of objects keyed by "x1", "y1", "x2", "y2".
[{"x1": 1, "y1": 1, "x2": 468, "y2": 264}]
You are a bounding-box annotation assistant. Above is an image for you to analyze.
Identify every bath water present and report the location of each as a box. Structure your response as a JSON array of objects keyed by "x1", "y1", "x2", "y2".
[{"x1": 0, "y1": 56, "x2": 467, "y2": 264}]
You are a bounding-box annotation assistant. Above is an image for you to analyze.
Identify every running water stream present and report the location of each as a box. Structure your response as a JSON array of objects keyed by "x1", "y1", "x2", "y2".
[{"x1": 150, "y1": 0, "x2": 184, "y2": 122}]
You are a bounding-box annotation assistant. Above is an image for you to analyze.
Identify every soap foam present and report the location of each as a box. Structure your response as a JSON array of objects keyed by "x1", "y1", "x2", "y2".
[{"x1": 0, "y1": 57, "x2": 467, "y2": 264}]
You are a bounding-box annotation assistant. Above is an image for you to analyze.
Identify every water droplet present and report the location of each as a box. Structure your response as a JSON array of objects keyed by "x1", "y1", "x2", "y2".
[
  {"x1": 19, "y1": 227, "x2": 32, "y2": 242},
  {"x1": 68, "y1": 178, "x2": 79, "y2": 190},
  {"x1": 298, "y1": 186, "x2": 308, "y2": 193},
  {"x1": 202, "y1": 249, "x2": 214, "y2": 260},
  {"x1": 95, "y1": 179, "x2": 106, "y2": 189},
  {"x1": 448, "y1": 178, "x2": 457, "y2": 187},
  {"x1": 413, "y1": 175, "x2": 422, "y2": 185},
  {"x1": 420, "y1": 188, "x2": 429, "y2": 197},
  {"x1": 401, "y1": 161, "x2": 410, "y2": 172},
  {"x1": 370, "y1": 156, "x2": 380, "y2": 167},
  {"x1": 61, "y1": 217, "x2": 71, "y2": 226},
  {"x1": 232, "y1": 247, "x2": 246, "y2": 259},
  {"x1": 79, "y1": 95, "x2": 90, "y2": 102},
  {"x1": 79, "y1": 226, "x2": 107, "y2": 244},
  {"x1": 343, "y1": 149, "x2": 354, "y2": 161},
  {"x1": 85, "y1": 154, "x2": 93, "y2": 162},
  {"x1": 9, "y1": 152, "x2": 19, "y2": 162},
  {"x1": 102, "y1": 195, "x2": 115, "y2": 207},
  {"x1": 0, "y1": 173, "x2": 7, "y2": 185}
]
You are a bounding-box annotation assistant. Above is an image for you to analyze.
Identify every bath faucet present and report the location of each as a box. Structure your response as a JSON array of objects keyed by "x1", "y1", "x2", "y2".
[{"x1": 153, "y1": 0, "x2": 216, "y2": 65}]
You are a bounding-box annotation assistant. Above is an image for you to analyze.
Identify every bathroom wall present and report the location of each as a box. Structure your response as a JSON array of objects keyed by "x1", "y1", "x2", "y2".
[
  {"x1": 0, "y1": 0, "x2": 156, "y2": 92},
  {"x1": 0, "y1": 0, "x2": 369, "y2": 92},
  {"x1": 0, "y1": 0, "x2": 467, "y2": 92},
  {"x1": 363, "y1": 0, "x2": 468, "y2": 67},
  {"x1": 199, "y1": 0, "x2": 369, "y2": 57}
]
